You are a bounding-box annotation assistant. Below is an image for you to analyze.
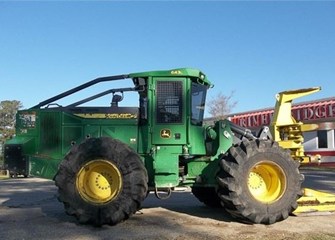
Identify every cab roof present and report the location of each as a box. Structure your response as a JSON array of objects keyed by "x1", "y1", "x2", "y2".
[{"x1": 129, "y1": 68, "x2": 212, "y2": 86}]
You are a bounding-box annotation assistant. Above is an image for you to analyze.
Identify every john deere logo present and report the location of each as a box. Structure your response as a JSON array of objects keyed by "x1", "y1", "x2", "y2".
[{"x1": 160, "y1": 129, "x2": 171, "y2": 138}]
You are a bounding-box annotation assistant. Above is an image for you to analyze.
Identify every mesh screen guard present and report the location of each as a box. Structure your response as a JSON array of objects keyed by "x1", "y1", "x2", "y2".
[{"x1": 156, "y1": 81, "x2": 183, "y2": 124}]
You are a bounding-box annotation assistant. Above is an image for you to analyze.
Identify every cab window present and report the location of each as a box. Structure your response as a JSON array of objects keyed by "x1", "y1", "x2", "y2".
[{"x1": 156, "y1": 81, "x2": 183, "y2": 124}]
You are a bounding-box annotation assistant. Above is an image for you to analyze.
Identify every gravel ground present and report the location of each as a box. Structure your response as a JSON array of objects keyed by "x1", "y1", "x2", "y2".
[{"x1": 0, "y1": 169, "x2": 334, "y2": 240}]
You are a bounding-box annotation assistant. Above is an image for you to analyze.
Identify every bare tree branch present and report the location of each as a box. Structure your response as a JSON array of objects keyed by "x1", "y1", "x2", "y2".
[{"x1": 207, "y1": 91, "x2": 237, "y2": 120}]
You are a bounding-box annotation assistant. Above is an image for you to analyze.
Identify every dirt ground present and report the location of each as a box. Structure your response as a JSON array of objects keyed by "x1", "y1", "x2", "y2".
[{"x1": 0, "y1": 169, "x2": 335, "y2": 240}]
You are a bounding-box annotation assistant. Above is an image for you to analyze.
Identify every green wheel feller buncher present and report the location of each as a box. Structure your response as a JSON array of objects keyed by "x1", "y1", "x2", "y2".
[{"x1": 3, "y1": 68, "x2": 320, "y2": 226}]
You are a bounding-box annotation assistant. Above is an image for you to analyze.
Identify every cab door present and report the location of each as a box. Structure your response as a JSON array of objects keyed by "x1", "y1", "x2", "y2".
[
  {"x1": 150, "y1": 78, "x2": 186, "y2": 187},
  {"x1": 151, "y1": 79, "x2": 187, "y2": 145}
]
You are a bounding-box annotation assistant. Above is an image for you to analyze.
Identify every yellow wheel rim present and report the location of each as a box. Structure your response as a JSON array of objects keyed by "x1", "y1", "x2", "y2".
[
  {"x1": 248, "y1": 161, "x2": 286, "y2": 203},
  {"x1": 76, "y1": 160, "x2": 122, "y2": 204}
]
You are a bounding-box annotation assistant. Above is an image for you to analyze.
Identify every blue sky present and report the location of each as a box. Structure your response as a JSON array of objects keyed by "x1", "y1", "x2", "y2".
[{"x1": 0, "y1": 1, "x2": 334, "y2": 115}]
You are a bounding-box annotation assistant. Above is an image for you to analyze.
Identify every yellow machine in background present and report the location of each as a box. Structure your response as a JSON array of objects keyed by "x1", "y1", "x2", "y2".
[
  {"x1": 270, "y1": 87, "x2": 321, "y2": 163},
  {"x1": 270, "y1": 87, "x2": 335, "y2": 213}
]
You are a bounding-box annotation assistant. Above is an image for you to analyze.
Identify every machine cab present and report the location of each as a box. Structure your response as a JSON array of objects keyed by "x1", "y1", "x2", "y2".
[
  {"x1": 131, "y1": 69, "x2": 212, "y2": 188},
  {"x1": 132, "y1": 68, "x2": 211, "y2": 154}
]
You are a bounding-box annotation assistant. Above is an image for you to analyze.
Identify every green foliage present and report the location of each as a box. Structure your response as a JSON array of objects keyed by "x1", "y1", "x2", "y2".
[
  {"x1": 0, "y1": 100, "x2": 22, "y2": 167},
  {"x1": 0, "y1": 100, "x2": 23, "y2": 141}
]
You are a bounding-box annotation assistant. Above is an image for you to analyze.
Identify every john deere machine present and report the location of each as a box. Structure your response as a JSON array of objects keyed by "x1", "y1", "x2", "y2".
[{"x1": 3, "y1": 68, "x2": 334, "y2": 226}]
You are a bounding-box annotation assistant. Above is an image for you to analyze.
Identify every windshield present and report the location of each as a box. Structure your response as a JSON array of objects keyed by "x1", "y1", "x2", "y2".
[{"x1": 191, "y1": 82, "x2": 207, "y2": 126}]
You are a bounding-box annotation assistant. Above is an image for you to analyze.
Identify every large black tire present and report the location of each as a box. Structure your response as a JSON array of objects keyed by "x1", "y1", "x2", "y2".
[
  {"x1": 54, "y1": 137, "x2": 148, "y2": 226},
  {"x1": 217, "y1": 139, "x2": 304, "y2": 224},
  {"x1": 192, "y1": 187, "x2": 222, "y2": 208}
]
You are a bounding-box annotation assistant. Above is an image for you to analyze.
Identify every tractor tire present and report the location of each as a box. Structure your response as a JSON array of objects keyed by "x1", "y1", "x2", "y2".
[
  {"x1": 192, "y1": 187, "x2": 222, "y2": 208},
  {"x1": 54, "y1": 137, "x2": 148, "y2": 226},
  {"x1": 217, "y1": 139, "x2": 304, "y2": 224}
]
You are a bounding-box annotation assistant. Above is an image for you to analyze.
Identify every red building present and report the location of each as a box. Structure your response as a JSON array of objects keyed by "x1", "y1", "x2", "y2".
[{"x1": 229, "y1": 97, "x2": 335, "y2": 163}]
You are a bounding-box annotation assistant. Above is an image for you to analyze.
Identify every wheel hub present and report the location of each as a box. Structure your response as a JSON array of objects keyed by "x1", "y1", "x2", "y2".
[
  {"x1": 76, "y1": 160, "x2": 122, "y2": 204},
  {"x1": 95, "y1": 172, "x2": 112, "y2": 190},
  {"x1": 248, "y1": 172, "x2": 265, "y2": 190},
  {"x1": 248, "y1": 161, "x2": 286, "y2": 203}
]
